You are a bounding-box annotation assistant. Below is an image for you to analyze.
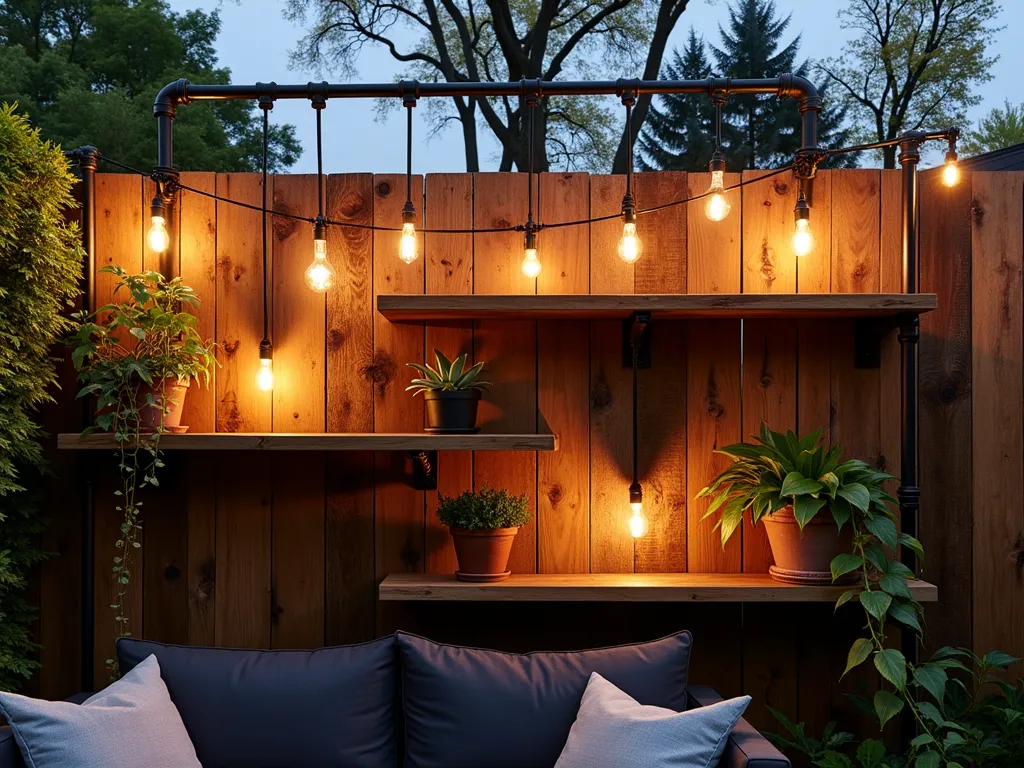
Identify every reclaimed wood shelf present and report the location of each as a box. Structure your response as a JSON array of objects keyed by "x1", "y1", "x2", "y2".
[
  {"x1": 58, "y1": 432, "x2": 557, "y2": 452},
  {"x1": 379, "y1": 573, "x2": 939, "y2": 603},
  {"x1": 378, "y1": 293, "x2": 938, "y2": 321}
]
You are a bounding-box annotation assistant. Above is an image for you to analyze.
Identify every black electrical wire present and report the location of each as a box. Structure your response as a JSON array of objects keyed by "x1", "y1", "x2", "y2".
[
  {"x1": 260, "y1": 104, "x2": 270, "y2": 343},
  {"x1": 405, "y1": 104, "x2": 413, "y2": 209},
  {"x1": 624, "y1": 99, "x2": 634, "y2": 202},
  {"x1": 316, "y1": 102, "x2": 325, "y2": 220},
  {"x1": 631, "y1": 334, "x2": 639, "y2": 487}
]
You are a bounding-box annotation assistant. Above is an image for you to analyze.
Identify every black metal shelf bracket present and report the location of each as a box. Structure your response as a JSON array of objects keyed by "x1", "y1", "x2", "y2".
[
  {"x1": 853, "y1": 312, "x2": 917, "y2": 369},
  {"x1": 622, "y1": 312, "x2": 652, "y2": 368},
  {"x1": 409, "y1": 450, "x2": 438, "y2": 490}
]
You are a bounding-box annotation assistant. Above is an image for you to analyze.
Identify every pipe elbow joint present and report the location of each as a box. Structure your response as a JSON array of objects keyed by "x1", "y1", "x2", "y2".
[
  {"x1": 154, "y1": 79, "x2": 191, "y2": 118},
  {"x1": 779, "y1": 74, "x2": 822, "y2": 113}
]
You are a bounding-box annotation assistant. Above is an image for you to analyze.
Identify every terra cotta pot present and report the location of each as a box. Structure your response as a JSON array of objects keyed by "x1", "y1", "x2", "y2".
[
  {"x1": 424, "y1": 390, "x2": 481, "y2": 433},
  {"x1": 137, "y1": 378, "x2": 190, "y2": 433},
  {"x1": 450, "y1": 526, "x2": 518, "y2": 582},
  {"x1": 762, "y1": 505, "x2": 856, "y2": 585}
]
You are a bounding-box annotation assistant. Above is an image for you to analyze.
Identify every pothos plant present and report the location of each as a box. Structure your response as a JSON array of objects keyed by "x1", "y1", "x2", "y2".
[{"x1": 70, "y1": 266, "x2": 215, "y2": 677}]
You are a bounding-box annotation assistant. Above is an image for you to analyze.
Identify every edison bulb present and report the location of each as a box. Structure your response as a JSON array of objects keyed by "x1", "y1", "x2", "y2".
[
  {"x1": 305, "y1": 238, "x2": 335, "y2": 292},
  {"x1": 942, "y1": 159, "x2": 960, "y2": 187},
  {"x1": 617, "y1": 222, "x2": 643, "y2": 264},
  {"x1": 628, "y1": 502, "x2": 649, "y2": 538},
  {"x1": 704, "y1": 170, "x2": 732, "y2": 222},
  {"x1": 792, "y1": 218, "x2": 814, "y2": 257},
  {"x1": 256, "y1": 358, "x2": 274, "y2": 392},
  {"x1": 521, "y1": 248, "x2": 542, "y2": 278},
  {"x1": 399, "y1": 221, "x2": 418, "y2": 264},
  {"x1": 147, "y1": 216, "x2": 169, "y2": 253}
]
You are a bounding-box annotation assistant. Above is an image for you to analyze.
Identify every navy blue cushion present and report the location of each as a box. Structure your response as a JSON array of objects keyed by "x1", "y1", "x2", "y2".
[
  {"x1": 397, "y1": 630, "x2": 693, "y2": 768},
  {"x1": 118, "y1": 637, "x2": 397, "y2": 768}
]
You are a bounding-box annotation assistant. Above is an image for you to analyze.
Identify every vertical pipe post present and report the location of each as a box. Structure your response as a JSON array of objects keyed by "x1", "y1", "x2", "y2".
[{"x1": 77, "y1": 146, "x2": 99, "y2": 692}]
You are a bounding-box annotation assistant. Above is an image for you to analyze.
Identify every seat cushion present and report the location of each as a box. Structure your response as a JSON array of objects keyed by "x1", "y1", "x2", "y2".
[
  {"x1": 0, "y1": 655, "x2": 201, "y2": 768},
  {"x1": 118, "y1": 636, "x2": 397, "y2": 768},
  {"x1": 397, "y1": 630, "x2": 692, "y2": 768},
  {"x1": 554, "y1": 672, "x2": 750, "y2": 768}
]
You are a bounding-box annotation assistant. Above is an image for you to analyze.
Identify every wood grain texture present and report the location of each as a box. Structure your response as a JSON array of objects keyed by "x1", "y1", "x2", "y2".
[
  {"x1": 742, "y1": 170, "x2": 798, "y2": 293},
  {"x1": 797, "y1": 170, "x2": 832, "y2": 293},
  {"x1": 473, "y1": 173, "x2": 537, "y2": 575},
  {"x1": 971, "y1": 172, "x2": 1024, "y2": 660},
  {"x1": 325, "y1": 173, "x2": 375, "y2": 644},
  {"x1": 185, "y1": 453, "x2": 216, "y2": 646},
  {"x1": 919, "y1": 171, "x2": 973, "y2": 652},
  {"x1": 687, "y1": 172, "x2": 740, "y2": 294},
  {"x1": 424, "y1": 174, "x2": 473, "y2": 575},
  {"x1": 378, "y1": 572, "x2": 938, "y2": 602},
  {"x1": 538, "y1": 173, "x2": 590, "y2": 574},
  {"x1": 633, "y1": 172, "x2": 686, "y2": 294}
]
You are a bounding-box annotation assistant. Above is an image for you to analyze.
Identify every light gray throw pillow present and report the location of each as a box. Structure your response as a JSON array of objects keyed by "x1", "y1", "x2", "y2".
[
  {"x1": 0, "y1": 655, "x2": 200, "y2": 768},
  {"x1": 555, "y1": 672, "x2": 751, "y2": 768}
]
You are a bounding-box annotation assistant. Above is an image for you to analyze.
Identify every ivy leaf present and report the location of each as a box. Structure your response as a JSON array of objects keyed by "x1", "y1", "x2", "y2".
[
  {"x1": 864, "y1": 515, "x2": 899, "y2": 551},
  {"x1": 873, "y1": 689, "x2": 903, "y2": 727},
  {"x1": 913, "y1": 664, "x2": 948, "y2": 703},
  {"x1": 834, "y1": 590, "x2": 855, "y2": 612},
  {"x1": 888, "y1": 601, "x2": 922, "y2": 633},
  {"x1": 863, "y1": 544, "x2": 889, "y2": 573},
  {"x1": 836, "y1": 482, "x2": 870, "y2": 512},
  {"x1": 859, "y1": 590, "x2": 892, "y2": 621},
  {"x1": 874, "y1": 648, "x2": 907, "y2": 691},
  {"x1": 843, "y1": 638, "x2": 874, "y2": 678},
  {"x1": 914, "y1": 751, "x2": 940, "y2": 768},
  {"x1": 898, "y1": 533, "x2": 925, "y2": 563},
  {"x1": 909, "y1": 733, "x2": 934, "y2": 748},
  {"x1": 830, "y1": 554, "x2": 863, "y2": 581},
  {"x1": 982, "y1": 650, "x2": 1022, "y2": 669},
  {"x1": 879, "y1": 573, "x2": 912, "y2": 599},
  {"x1": 856, "y1": 739, "x2": 886, "y2": 766}
]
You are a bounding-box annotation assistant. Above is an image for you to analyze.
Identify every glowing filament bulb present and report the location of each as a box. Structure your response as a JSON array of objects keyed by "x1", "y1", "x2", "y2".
[
  {"x1": 147, "y1": 216, "x2": 169, "y2": 253},
  {"x1": 618, "y1": 221, "x2": 643, "y2": 264},
  {"x1": 256, "y1": 357, "x2": 274, "y2": 392},
  {"x1": 305, "y1": 238, "x2": 335, "y2": 293},
  {"x1": 704, "y1": 170, "x2": 731, "y2": 222},
  {"x1": 521, "y1": 247, "x2": 542, "y2": 279},
  {"x1": 628, "y1": 502, "x2": 649, "y2": 538},
  {"x1": 942, "y1": 159, "x2": 960, "y2": 188},
  {"x1": 792, "y1": 218, "x2": 813, "y2": 257},
  {"x1": 399, "y1": 221, "x2": 418, "y2": 264}
]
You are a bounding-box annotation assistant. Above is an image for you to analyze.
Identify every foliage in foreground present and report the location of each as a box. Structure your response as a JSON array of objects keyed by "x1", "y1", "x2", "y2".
[
  {"x1": 436, "y1": 487, "x2": 531, "y2": 531},
  {"x1": 0, "y1": 102, "x2": 84, "y2": 690}
]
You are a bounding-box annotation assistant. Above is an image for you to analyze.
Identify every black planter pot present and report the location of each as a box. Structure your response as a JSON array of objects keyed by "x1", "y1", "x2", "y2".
[{"x1": 424, "y1": 390, "x2": 481, "y2": 433}]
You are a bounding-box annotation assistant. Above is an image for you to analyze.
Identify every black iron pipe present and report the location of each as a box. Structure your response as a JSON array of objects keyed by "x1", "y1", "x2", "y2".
[{"x1": 154, "y1": 75, "x2": 821, "y2": 174}]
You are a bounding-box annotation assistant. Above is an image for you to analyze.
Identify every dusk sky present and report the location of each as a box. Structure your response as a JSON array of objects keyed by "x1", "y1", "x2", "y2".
[{"x1": 166, "y1": 0, "x2": 1024, "y2": 174}]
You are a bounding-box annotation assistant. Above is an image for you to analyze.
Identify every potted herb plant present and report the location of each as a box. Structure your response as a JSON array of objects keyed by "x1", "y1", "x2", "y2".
[
  {"x1": 71, "y1": 266, "x2": 216, "y2": 434},
  {"x1": 697, "y1": 424, "x2": 899, "y2": 585},
  {"x1": 436, "y1": 487, "x2": 530, "y2": 582},
  {"x1": 406, "y1": 350, "x2": 489, "y2": 433}
]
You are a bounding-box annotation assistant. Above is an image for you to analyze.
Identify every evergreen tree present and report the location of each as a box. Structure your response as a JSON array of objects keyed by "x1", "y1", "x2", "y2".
[{"x1": 638, "y1": 0, "x2": 852, "y2": 171}]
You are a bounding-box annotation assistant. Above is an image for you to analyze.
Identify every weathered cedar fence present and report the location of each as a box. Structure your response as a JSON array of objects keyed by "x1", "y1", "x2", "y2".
[{"x1": 32, "y1": 169, "x2": 1023, "y2": 738}]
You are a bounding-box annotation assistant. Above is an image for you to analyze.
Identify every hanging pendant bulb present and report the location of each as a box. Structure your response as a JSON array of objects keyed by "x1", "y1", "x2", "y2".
[
  {"x1": 628, "y1": 483, "x2": 648, "y2": 538},
  {"x1": 942, "y1": 150, "x2": 960, "y2": 187},
  {"x1": 704, "y1": 160, "x2": 732, "y2": 222},
  {"x1": 257, "y1": 340, "x2": 274, "y2": 392},
  {"x1": 305, "y1": 217, "x2": 336, "y2": 292},
  {"x1": 792, "y1": 194, "x2": 814, "y2": 257},
  {"x1": 521, "y1": 228, "x2": 541, "y2": 278},
  {"x1": 400, "y1": 208, "x2": 418, "y2": 264},
  {"x1": 148, "y1": 195, "x2": 169, "y2": 253},
  {"x1": 617, "y1": 195, "x2": 643, "y2": 264},
  {"x1": 398, "y1": 92, "x2": 420, "y2": 265}
]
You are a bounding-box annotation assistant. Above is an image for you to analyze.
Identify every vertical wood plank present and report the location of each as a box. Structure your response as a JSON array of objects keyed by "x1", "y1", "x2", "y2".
[
  {"x1": 270, "y1": 174, "x2": 325, "y2": 649},
  {"x1": 538, "y1": 173, "x2": 590, "y2": 574},
  {"x1": 326, "y1": 174, "x2": 375, "y2": 644},
  {"x1": 425, "y1": 174, "x2": 473, "y2": 575},
  {"x1": 796, "y1": 170, "x2": 833, "y2": 294},
  {"x1": 971, "y1": 171, "x2": 1024, "y2": 659},
  {"x1": 742, "y1": 171, "x2": 798, "y2": 294},
  {"x1": 633, "y1": 172, "x2": 687, "y2": 573},
  {"x1": 919, "y1": 170, "x2": 973, "y2": 651},
  {"x1": 93, "y1": 174, "x2": 144, "y2": 680},
  {"x1": 473, "y1": 173, "x2": 537, "y2": 575},
  {"x1": 214, "y1": 173, "x2": 272, "y2": 648},
  {"x1": 589, "y1": 176, "x2": 634, "y2": 571},
  {"x1": 374, "y1": 174, "x2": 426, "y2": 623},
  {"x1": 687, "y1": 172, "x2": 740, "y2": 294}
]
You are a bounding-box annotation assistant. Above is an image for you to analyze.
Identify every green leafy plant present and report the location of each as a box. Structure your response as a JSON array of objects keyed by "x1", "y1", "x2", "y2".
[
  {"x1": 769, "y1": 649, "x2": 1024, "y2": 767},
  {"x1": 697, "y1": 424, "x2": 901, "y2": 548},
  {"x1": 406, "y1": 350, "x2": 489, "y2": 395},
  {"x1": 69, "y1": 265, "x2": 214, "y2": 677},
  {"x1": 0, "y1": 103, "x2": 83, "y2": 690},
  {"x1": 436, "y1": 487, "x2": 531, "y2": 530}
]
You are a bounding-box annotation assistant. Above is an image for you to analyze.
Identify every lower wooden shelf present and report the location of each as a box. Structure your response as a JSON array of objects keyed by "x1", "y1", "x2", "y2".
[{"x1": 379, "y1": 573, "x2": 939, "y2": 603}]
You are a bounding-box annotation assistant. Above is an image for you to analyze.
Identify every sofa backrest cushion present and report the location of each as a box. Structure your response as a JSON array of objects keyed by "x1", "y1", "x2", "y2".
[
  {"x1": 118, "y1": 636, "x2": 398, "y2": 768},
  {"x1": 396, "y1": 630, "x2": 692, "y2": 768}
]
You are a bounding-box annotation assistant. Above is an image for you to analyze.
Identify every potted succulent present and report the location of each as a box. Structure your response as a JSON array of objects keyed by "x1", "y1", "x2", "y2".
[
  {"x1": 406, "y1": 350, "x2": 489, "y2": 433},
  {"x1": 71, "y1": 266, "x2": 216, "y2": 434},
  {"x1": 436, "y1": 487, "x2": 530, "y2": 582},
  {"x1": 697, "y1": 424, "x2": 899, "y2": 585}
]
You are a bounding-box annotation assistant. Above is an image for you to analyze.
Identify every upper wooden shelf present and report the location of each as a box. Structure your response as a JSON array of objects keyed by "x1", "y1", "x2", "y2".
[
  {"x1": 379, "y1": 573, "x2": 939, "y2": 603},
  {"x1": 58, "y1": 432, "x2": 557, "y2": 452},
  {"x1": 378, "y1": 293, "x2": 938, "y2": 322}
]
